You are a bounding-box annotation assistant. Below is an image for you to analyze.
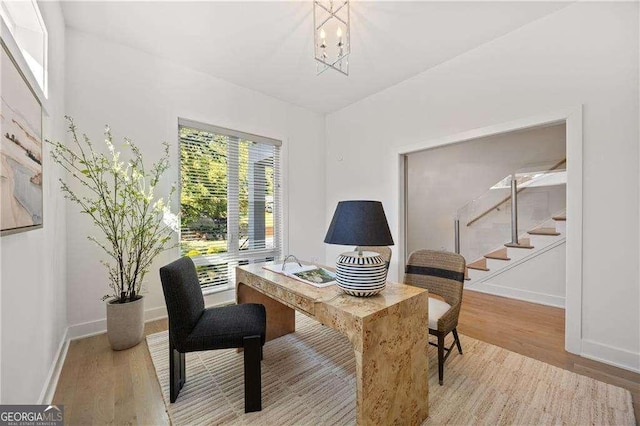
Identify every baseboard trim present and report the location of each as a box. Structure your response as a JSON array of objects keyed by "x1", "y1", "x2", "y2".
[
  {"x1": 581, "y1": 339, "x2": 640, "y2": 374},
  {"x1": 466, "y1": 283, "x2": 565, "y2": 308},
  {"x1": 67, "y1": 319, "x2": 106, "y2": 340},
  {"x1": 68, "y1": 289, "x2": 235, "y2": 341},
  {"x1": 38, "y1": 328, "x2": 69, "y2": 404}
]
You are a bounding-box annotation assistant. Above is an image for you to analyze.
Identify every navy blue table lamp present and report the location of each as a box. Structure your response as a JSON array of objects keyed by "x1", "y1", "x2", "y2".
[{"x1": 324, "y1": 200, "x2": 394, "y2": 296}]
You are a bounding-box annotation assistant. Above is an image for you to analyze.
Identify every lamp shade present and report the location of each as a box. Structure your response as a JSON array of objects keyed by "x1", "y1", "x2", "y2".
[{"x1": 324, "y1": 200, "x2": 394, "y2": 246}]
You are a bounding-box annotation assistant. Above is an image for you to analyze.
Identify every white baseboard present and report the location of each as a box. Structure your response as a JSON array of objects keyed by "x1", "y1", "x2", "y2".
[
  {"x1": 67, "y1": 305, "x2": 171, "y2": 340},
  {"x1": 67, "y1": 318, "x2": 106, "y2": 340},
  {"x1": 466, "y1": 282, "x2": 565, "y2": 308},
  {"x1": 581, "y1": 339, "x2": 640, "y2": 374},
  {"x1": 38, "y1": 328, "x2": 69, "y2": 404},
  {"x1": 68, "y1": 289, "x2": 235, "y2": 341},
  {"x1": 143, "y1": 305, "x2": 169, "y2": 323}
]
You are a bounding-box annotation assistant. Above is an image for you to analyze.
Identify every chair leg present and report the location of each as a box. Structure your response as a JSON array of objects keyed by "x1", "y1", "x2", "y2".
[
  {"x1": 180, "y1": 347, "x2": 186, "y2": 382},
  {"x1": 437, "y1": 333, "x2": 445, "y2": 386},
  {"x1": 243, "y1": 335, "x2": 262, "y2": 413},
  {"x1": 453, "y1": 328, "x2": 463, "y2": 355},
  {"x1": 169, "y1": 342, "x2": 186, "y2": 403}
]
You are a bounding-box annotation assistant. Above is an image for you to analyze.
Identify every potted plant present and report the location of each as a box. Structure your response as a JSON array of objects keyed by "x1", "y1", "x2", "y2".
[{"x1": 50, "y1": 117, "x2": 177, "y2": 350}]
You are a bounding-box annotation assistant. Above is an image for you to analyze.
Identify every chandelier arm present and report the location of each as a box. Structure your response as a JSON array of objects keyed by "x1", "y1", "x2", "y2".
[
  {"x1": 314, "y1": 1, "x2": 348, "y2": 17},
  {"x1": 315, "y1": 58, "x2": 349, "y2": 76},
  {"x1": 316, "y1": 14, "x2": 348, "y2": 29}
]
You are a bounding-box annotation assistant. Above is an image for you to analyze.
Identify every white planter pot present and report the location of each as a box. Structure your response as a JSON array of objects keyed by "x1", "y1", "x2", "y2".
[{"x1": 106, "y1": 296, "x2": 145, "y2": 350}]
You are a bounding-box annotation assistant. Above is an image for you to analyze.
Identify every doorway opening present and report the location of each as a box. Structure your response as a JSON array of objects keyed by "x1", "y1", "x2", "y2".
[
  {"x1": 405, "y1": 123, "x2": 567, "y2": 309},
  {"x1": 392, "y1": 107, "x2": 583, "y2": 355}
]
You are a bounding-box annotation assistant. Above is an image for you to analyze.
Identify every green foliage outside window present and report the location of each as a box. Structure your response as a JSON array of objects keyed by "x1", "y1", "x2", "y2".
[{"x1": 179, "y1": 127, "x2": 274, "y2": 259}]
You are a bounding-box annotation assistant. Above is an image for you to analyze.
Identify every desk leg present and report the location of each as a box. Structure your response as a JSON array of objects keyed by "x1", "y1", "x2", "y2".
[
  {"x1": 237, "y1": 282, "x2": 295, "y2": 341},
  {"x1": 355, "y1": 299, "x2": 429, "y2": 425}
]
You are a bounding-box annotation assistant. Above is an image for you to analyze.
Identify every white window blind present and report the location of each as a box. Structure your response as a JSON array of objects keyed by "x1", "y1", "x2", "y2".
[{"x1": 179, "y1": 119, "x2": 282, "y2": 291}]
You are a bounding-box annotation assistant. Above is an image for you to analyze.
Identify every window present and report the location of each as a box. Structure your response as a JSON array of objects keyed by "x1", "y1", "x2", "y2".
[
  {"x1": 0, "y1": 0, "x2": 48, "y2": 96},
  {"x1": 179, "y1": 119, "x2": 282, "y2": 292}
]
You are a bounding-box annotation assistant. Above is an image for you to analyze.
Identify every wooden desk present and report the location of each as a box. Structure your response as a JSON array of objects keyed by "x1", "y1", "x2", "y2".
[{"x1": 236, "y1": 263, "x2": 429, "y2": 425}]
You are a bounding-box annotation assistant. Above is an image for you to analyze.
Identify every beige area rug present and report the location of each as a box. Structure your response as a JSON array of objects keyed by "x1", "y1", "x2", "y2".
[{"x1": 147, "y1": 313, "x2": 635, "y2": 425}]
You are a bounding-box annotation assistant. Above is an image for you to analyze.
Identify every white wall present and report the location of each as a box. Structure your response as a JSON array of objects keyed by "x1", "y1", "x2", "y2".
[
  {"x1": 64, "y1": 29, "x2": 326, "y2": 336},
  {"x1": 406, "y1": 123, "x2": 566, "y2": 256},
  {"x1": 0, "y1": 2, "x2": 67, "y2": 403},
  {"x1": 325, "y1": 2, "x2": 639, "y2": 371}
]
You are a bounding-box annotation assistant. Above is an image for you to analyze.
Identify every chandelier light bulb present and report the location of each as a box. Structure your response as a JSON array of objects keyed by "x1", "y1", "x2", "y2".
[
  {"x1": 337, "y1": 27, "x2": 342, "y2": 38},
  {"x1": 320, "y1": 28, "x2": 326, "y2": 39}
]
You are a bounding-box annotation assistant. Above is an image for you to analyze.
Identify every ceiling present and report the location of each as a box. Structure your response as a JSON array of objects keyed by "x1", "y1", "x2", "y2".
[{"x1": 61, "y1": 1, "x2": 570, "y2": 114}]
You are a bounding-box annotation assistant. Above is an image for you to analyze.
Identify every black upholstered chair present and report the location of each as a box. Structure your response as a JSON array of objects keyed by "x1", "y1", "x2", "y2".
[
  {"x1": 159, "y1": 257, "x2": 266, "y2": 412},
  {"x1": 404, "y1": 250, "x2": 466, "y2": 386}
]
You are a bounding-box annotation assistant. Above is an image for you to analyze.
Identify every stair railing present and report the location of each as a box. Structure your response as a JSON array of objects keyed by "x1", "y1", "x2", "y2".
[
  {"x1": 510, "y1": 174, "x2": 518, "y2": 245},
  {"x1": 454, "y1": 218, "x2": 460, "y2": 254},
  {"x1": 454, "y1": 158, "x2": 566, "y2": 258},
  {"x1": 465, "y1": 159, "x2": 566, "y2": 228}
]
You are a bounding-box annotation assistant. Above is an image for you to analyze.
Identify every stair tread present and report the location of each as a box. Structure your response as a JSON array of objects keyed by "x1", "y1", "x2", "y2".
[
  {"x1": 528, "y1": 227, "x2": 561, "y2": 236},
  {"x1": 552, "y1": 215, "x2": 566, "y2": 221},
  {"x1": 484, "y1": 248, "x2": 511, "y2": 261},
  {"x1": 467, "y1": 258, "x2": 489, "y2": 271},
  {"x1": 505, "y1": 238, "x2": 534, "y2": 249}
]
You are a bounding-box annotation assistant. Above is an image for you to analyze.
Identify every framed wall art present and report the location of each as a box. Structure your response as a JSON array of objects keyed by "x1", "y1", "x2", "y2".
[{"x1": 0, "y1": 38, "x2": 43, "y2": 236}]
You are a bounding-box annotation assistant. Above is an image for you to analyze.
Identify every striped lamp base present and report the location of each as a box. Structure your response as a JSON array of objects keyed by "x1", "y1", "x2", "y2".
[{"x1": 335, "y1": 251, "x2": 388, "y2": 297}]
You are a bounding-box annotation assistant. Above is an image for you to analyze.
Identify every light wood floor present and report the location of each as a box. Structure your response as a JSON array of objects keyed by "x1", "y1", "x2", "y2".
[
  {"x1": 458, "y1": 290, "x2": 640, "y2": 423},
  {"x1": 53, "y1": 319, "x2": 170, "y2": 425},
  {"x1": 53, "y1": 291, "x2": 640, "y2": 425}
]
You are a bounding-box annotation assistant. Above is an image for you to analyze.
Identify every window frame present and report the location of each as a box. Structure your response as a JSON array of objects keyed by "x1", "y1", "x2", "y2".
[
  {"x1": 178, "y1": 118, "x2": 283, "y2": 294},
  {"x1": 0, "y1": 0, "x2": 48, "y2": 98}
]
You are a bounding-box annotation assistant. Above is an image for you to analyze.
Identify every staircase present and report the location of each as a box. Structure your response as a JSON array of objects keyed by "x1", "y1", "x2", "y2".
[
  {"x1": 454, "y1": 161, "x2": 567, "y2": 307},
  {"x1": 465, "y1": 211, "x2": 566, "y2": 285}
]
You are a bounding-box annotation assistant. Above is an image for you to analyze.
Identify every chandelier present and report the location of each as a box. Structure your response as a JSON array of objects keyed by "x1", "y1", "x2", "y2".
[{"x1": 313, "y1": 1, "x2": 350, "y2": 76}]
